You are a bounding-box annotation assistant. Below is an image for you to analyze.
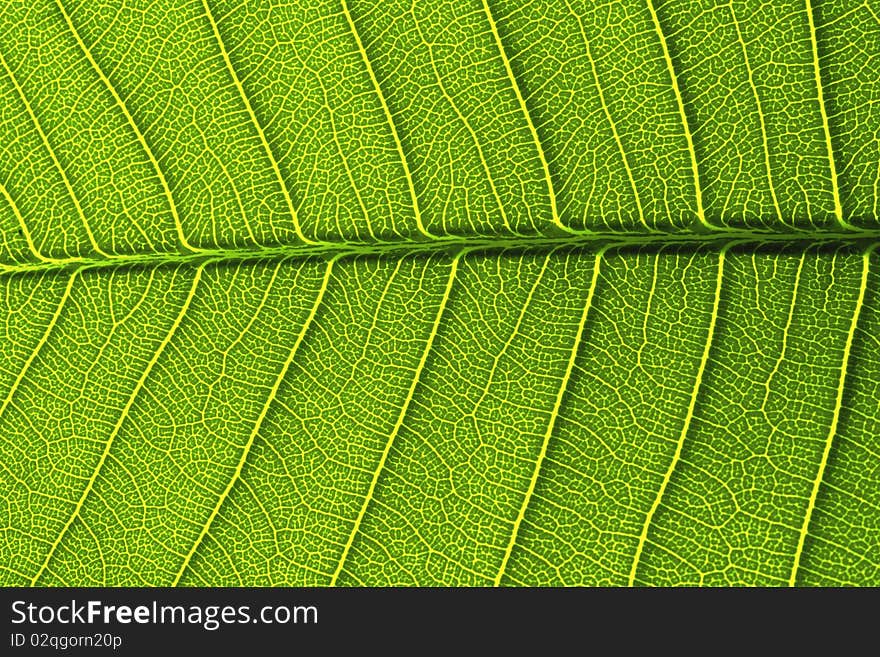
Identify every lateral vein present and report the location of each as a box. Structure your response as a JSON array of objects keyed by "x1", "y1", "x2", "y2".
[
  {"x1": 481, "y1": 0, "x2": 571, "y2": 236},
  {"x1": 341, "y1": 0, "x2": 438, "y2": 242},
  {"x1": 0, "y1": 270, "x2": 78, "y2": 421},
  {"x1": 30, "y1": 263, "x2": 204, "y2": 585},
  {"x1": 494, "y1": 247, "x2": 604, "y2": 586},
  {"x1": 172, "y1": 257, "x2": 337, "y2": 585},
  {"x1": 628, "y1": 244, "x2": 727, "y2": 586},
  {"x1": 0, "y1": 182, "x2": 59, "y2": 264},
  {"x1": 564, "y1": 0, "x2": 652, "y2": 232},
  {"x1": 729, "y1": 6, "x2": 784, "y2": 225},
  {"x1": 411, "y1": 12, "x2": 517, "y2": 236},
  {"x1": 788, "y1": 245, "x2": 872, "y2": 585},
  {"x1": 200, "y1": 0, "x2": 315, "y2": 246},
  {"x1": 805, "y1": 0, "x2": 851, "y2": 230},
  {"x1": 330, "y1": 251, "x2": 461, "y2": 585},
  {"x1": 645, "y1": 0, "x2": 712, "y2": 232},
  {"x1": 54, "y1": 0, "x2": 200, "y2": 254},
  {"x1": 0, "y1": 51, "x2": 109, "y2": 257}
]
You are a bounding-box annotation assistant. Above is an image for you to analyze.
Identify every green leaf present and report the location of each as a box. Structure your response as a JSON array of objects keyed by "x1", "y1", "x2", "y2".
[{"x1": 0, "y1": 0, "x2": 878, "y2": 586}]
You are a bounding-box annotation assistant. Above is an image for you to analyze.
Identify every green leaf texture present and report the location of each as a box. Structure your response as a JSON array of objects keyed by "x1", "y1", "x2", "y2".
[{"x1": 0, "y1": 0, "x2": 878, "y2": 586}]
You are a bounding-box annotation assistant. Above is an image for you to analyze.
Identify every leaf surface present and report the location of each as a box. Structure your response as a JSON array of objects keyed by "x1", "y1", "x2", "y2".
[{"x1": 0, "y1": 0, "x2": 878, "y2": 586}]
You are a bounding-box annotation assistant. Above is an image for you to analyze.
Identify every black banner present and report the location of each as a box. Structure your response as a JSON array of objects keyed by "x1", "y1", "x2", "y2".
[{"x1": 0, "y1": 587, "x2": 870, "y2": 654}]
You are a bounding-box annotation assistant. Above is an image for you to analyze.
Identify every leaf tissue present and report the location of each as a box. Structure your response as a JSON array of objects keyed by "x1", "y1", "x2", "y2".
[{"x1": 0, "y1": 0, "x2": 878, "y2": 586}]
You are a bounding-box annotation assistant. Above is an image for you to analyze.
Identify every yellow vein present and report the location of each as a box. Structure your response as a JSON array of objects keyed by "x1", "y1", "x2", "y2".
[
  {"x1": 645, "y1": 0, "x2": 712, "y2": 232},
  {"x1": 0, "y1": 52, "x2": 109, "y2": 258},
  {"x1": 80, "y1": 516, "x2": 106, "y2": 585},
  {"x1": 173, "y1": 257, "x2": 337, "y2": 585},
  {"x1": 30, "y1": 263, "x2": 203, "y2": 585},
  {"x1": 318, "y1": 74, "x2": 378, "y2": 242},
  {"x1": 565, "y1": 0, "x2": 651, "y2": 232},
  {"x1": 471, "y1": 252, "x2": 555, "y2": 415},
  {"x1": 481, "y1": 0, "x2": 571, "y2": 236},
  {"x1": 208, "y1": 146, "x2": 257, "y2": 244},
  {"x1": 789, "y1": 245, "x2": 872, "y2": 586},
  {"x1": 805, "y1": 0, "x2": 851, "y2": 230},
  {"x1": 341, "y1": 0, "x2": 438, "y2": 241},
  {"x1": 200, "y1": 0, "x2": 315, "y2": 246},
  {"x1": 637, "y1": 249, "x2": 661, "y2": 374},
  {"x1": 628, "y1": 244, "x2": 727, "y2": 586},
  {"x1": 729, "y1": 7, "x2": 784, "y2": 225},
  {"x1": 761, "y1": 251, "x2": 806, "y2": 411},
  {"x1": 330, "y1": 252, "x2": 461, "y2": 585},
  {"x1": 55, "y1": 0, "x2": 200, "y2": 254},
  {"x1": 0, "y1": 269, "x2": 78, "y2": 421},
  {"x1": 210, "y1": 259, "x2": 287, "y2": 386},
  {"x1": 494, "y1": 248, "x2": 604, "y2": 586},
  {"x1": 411, "y1": 13, "x2": 518, "y2": 237},
  {"x1": 0, "y1": 182, "x2": 60, "y2": 264}
]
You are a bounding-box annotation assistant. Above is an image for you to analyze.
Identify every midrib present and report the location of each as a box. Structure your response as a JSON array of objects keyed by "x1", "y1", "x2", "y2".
[{"x1": 2, "y1": 228, "x2": 879, "y2": 276}]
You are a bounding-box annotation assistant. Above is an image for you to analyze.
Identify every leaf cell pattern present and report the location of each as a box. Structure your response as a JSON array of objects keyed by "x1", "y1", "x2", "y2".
[{"x1": 0, "y1": 0, "x2": 879, "y2": 586}]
